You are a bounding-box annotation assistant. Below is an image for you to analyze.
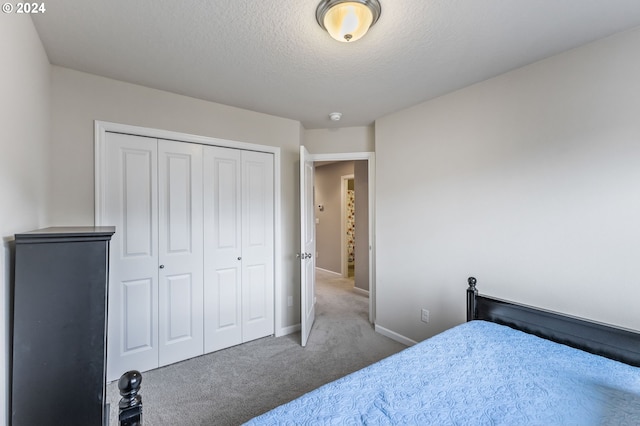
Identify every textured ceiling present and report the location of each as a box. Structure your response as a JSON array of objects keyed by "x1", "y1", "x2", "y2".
[{"x1": 32, "y1": 1, "x2": 640, "y2": 129}]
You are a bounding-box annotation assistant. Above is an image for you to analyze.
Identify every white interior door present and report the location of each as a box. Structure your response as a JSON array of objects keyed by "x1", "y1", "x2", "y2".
[
  {"x1": 105, "y1": 132, "x2": 159, "y2": 381},
  {"x1": 203, "y1": 146, "x2": 243, "y2": 352},
  {"x1": 300, "y1": 146, "x2": 316, "y2": 347},
  {"x1": 241, "y1": 150, "x2": 275, "y2": 342},
  {"x1": 157, "y1": 140, "x2": 204, "y2": 366}
]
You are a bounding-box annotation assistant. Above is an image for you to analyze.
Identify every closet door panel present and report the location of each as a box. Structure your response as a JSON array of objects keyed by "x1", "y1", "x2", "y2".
[
  {"x1": 158, "y1": 140, "x2": 204, "y2": 366},
  {"x1": 204, "y1": 146, "x2": 243, "y2": 352},
  {"x1": 217, "y1": 268, "x2": 240, "y2": 326},
  {"x1": 245, "y1": 264, "x2": 267, "y2": 322},
  {"x1": 122, "y1": 278, "x2": 154, "y2": 351},
  {"x1": 105, "y1": 132, "x2": 159, "y2": 381},
  {"x1": 161, "y1": 273, "x2": 196, "y2": 346},
  {"x1": 241, "y1": 151, "x2": 275, "y2": 342}
]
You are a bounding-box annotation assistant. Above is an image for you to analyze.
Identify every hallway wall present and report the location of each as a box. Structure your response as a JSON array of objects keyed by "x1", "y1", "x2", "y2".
[{"x1": 314, "y1": 162, "x2": 354, "y2": 274}]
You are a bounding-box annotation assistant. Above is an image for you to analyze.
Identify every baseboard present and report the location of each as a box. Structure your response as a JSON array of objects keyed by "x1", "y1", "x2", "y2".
[
  {"x1": 353, "y1": 287, "x2": 369, "y2": 297},
  {"x1": 275, "y1": 323, "x2": 301, "y2": 337},
  {"x1": 374, "y1": 324, "x2": 417, "y2": 346},
  {"x1": 315, "y1": 267, "x2": 341, "y2": 276}
]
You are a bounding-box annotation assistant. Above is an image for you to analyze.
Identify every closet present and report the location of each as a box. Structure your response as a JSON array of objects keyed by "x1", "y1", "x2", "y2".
[
  {"x1": 103, "y1": 132, "x2": 274, "y2": 381},
  {"x1": 204, "y1": 147, "x2": 274, "y2": 352}
]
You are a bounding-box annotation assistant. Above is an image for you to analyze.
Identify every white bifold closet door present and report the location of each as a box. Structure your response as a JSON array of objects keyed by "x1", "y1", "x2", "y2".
[
  {"x1": 105, "y1": 133, "x2": 204, "y2": 381},
  {"x1": 203, "y1": 146, "x2": 274, "y2": 353},
  {"x1": 157, "y1": 140, "x2": 204, "y2": 367}
]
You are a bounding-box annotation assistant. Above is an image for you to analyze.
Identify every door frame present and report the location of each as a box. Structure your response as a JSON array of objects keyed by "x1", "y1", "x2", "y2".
[
  {"x1": 94, "y1": 120, "x2": 284, "y2": 334},
  {"x1": 300, "y1": 146, "x2": 316, "y2": 346},
  {"x1": 305, "y1": 152, "x2": 376, "y2": 324}
]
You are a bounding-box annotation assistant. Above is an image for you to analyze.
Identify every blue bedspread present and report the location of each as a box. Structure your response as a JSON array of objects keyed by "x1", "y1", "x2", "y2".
[{"x1": 246, "y1": 321, "x2": 640, "y2": 425}]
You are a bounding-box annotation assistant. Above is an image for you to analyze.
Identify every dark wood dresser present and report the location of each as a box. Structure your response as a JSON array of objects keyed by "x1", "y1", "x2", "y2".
[{"x1": 11, "y1": 227, "x2": 115, "y2": 426}]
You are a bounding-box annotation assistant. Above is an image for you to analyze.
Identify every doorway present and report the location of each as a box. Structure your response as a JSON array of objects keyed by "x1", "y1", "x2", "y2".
[
  {"x1": 299, "y1": 149, "x2": 375, "y2": 346},
  {"x1": 314, "y1": 163, "x2": 367, "y2": 291},
  {"x1": 301, "y1": 151, "x2": 375, "y2": 329}
]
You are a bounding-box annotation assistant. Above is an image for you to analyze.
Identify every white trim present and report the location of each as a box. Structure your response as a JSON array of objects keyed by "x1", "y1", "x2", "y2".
[
  {"x1": 368, "y1": 155, "x2": 376, "y2": 324},
  {"x1": 276, "y1": 323, "x2": 301, "y2": 337},
  {"x1": 353, "y1": 287, "x2": 369, "y2": 297},
  {"x1": 273, "y1": 149, "x2": 282, "y2": 337},
  {"x1": 94, "y1": 121, "x2": 107, "y2": 226},
  {"x1": 304, "y1": 151, "x2": 376, "y2": 325},
  {"x1": 374, "y1": 324, "x2": 416, "y2": 346},
  {"x1": 315, "y1": 267, "x2": 341, "y2": 277},
  {"x1": 94, "y1": 120, "x2": 284, "y2": 336},
  {"x1": 311, "y1": 152, "x2": 373, "y2": 162},
  {"x1": 95, "y1": 121, "x2": 275, "y2": 153}
]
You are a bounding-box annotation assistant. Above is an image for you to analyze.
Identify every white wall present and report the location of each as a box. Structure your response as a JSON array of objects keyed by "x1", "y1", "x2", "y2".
[
  {"x1": 0, "y1": 15, "x2": 51, "y2": 426},
  {"x1": 375, "y1": 27, "x2": 640, "y2": 342},
  {"x1": 49, "y1": 66, "x2": 303, "y2": 330},
  {"x1": 303, "y1": 125, "x2": 374, "y2": 154}
]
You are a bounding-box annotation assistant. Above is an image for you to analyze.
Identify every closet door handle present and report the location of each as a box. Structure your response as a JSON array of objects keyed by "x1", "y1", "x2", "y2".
[
  {"x1": 159, "y1": 265, "x2": 165, "y2": 269},
  {"x1": 237, "y1": 257, "x2": 242, "y2": 261}
]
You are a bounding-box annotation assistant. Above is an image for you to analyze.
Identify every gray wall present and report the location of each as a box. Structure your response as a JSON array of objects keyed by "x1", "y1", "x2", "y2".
[
  {"x1": 49, "y1": 66, "x2": 303, "y2": 331},
  {"x1": 303, "y1": 126, "x2": 374, "y2": 290},
  {"x1": 314, "y1": 162, "x2": 355, "y2": 273},
  {"x1": 375, "y1": 27, "x2": 640, "y2": 343},
  {"x1": 314, "y1": 160, "x2": 369, "y2": 292},
  {"x1": 0, "y1": 15, "x2": 51, "y2": 425},
  {"x1": 304, "y1": 126, "x2": 374, "y2": 154}
]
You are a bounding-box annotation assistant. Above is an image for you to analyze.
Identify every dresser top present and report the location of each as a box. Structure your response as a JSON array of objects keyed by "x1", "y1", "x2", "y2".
[{"x1": 15, "y1": 226, "x2": 115, "y2": 243}]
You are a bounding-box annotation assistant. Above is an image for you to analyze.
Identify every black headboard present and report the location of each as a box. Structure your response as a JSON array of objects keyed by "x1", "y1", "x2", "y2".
[{"x1": 466, "y1": 277, "x2": 640, "y2": 367}]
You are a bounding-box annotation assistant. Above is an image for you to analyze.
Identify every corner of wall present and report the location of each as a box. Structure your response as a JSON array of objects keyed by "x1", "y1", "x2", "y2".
[{"x1": 1, "y1": 14, "x2": 52, "y2": 425}]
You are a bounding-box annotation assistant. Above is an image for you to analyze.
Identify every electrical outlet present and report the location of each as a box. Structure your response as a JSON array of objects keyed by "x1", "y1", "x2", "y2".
[
  {"x1": 287, "y1": 296, "x2": 293, "y2": 307},
  {"x1": 421, "y1": 308, "x2": 430, "y2": 323}
]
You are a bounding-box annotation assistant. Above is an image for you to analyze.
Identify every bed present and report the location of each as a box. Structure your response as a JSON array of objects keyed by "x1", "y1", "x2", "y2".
[{"x1": 246, "y1": 277, "x2": 640, "y2": 425}]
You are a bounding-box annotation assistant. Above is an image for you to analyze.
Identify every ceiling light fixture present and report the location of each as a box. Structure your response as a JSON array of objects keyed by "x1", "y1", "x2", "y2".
[{"x1": 316, "y1": 0, "x2": 381, "y2": 43}]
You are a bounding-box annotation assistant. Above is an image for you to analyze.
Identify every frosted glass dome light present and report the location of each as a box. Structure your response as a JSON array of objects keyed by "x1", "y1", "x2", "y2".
[{"x1": 316, "y1": 0, "x2": 381, "y2": 43}]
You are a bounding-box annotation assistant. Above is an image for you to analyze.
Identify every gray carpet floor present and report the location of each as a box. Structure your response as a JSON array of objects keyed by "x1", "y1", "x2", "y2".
[{"x1": 107, "y1": 269, "x2": 406, "y2": 425}]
